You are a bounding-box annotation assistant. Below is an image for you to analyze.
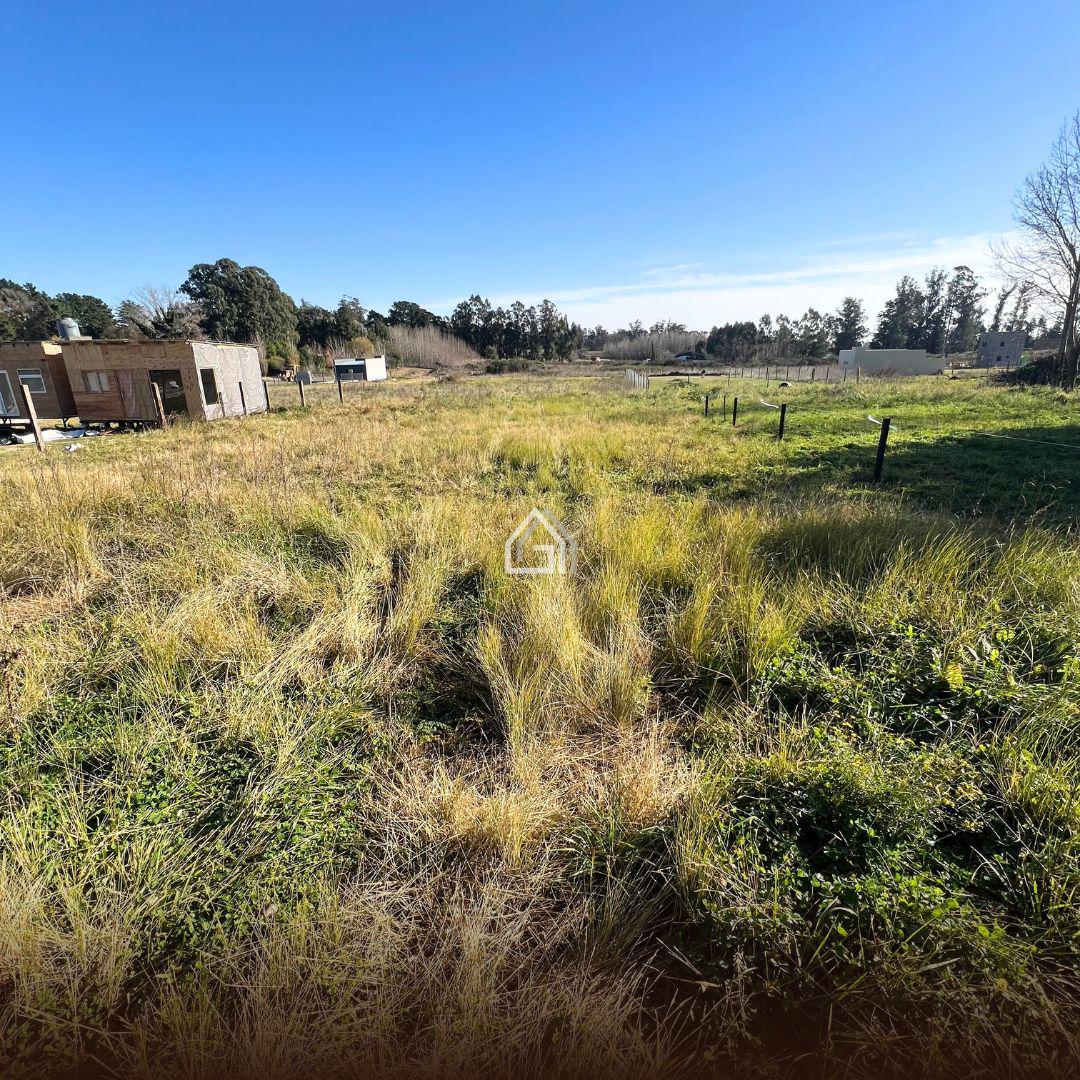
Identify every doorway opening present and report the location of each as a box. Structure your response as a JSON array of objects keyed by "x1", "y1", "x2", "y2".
[{"x1": 148, "y1": 370, "x2": 188, "y2": 416}]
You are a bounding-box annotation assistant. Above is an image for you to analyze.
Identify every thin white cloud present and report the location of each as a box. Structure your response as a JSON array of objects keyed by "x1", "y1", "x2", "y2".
[
  {"x1": 429, "y1": 232, "x2": 1012, "y2": 329},
  {"x1": 640, "y1": 262, "x2": 707, "y2": 278}
]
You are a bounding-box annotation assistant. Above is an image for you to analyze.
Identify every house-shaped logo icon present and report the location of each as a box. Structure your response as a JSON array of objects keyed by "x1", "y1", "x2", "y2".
[{"x1": 504, "y1": 508, "x2": 578, "y2": 576}]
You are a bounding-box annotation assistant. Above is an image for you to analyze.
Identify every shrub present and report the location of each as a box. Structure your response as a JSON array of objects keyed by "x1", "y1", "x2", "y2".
[{"x1": 384, "y1": 323, "x2": 481, "y2": 369}]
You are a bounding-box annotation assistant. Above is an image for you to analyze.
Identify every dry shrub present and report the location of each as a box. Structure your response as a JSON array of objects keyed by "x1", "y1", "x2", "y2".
[
  {"x1": 385, "y1": 324, "x2": 482, "y2": 370},
  {"x1": 112, "y1": 872, "x2": 691, "y2": 1080},
  {"x1": 600, "y1": 330, "x2": 702, "y2": 365}
]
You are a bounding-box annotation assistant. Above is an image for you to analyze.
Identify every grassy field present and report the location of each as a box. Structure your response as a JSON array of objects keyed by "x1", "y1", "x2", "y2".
[{"x1": 1, "y1": 372, "x2": 1078, "y2": 1078}]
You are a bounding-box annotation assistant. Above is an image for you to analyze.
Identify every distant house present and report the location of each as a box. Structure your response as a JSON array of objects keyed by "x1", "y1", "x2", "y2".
[
  {"x1": 60, "y1": 339, "x2": 267, "y2": 423},
  {"x1": 977, "y1": 331, "x2": 1025, "y2": 368},
  {"x1": 0, "y1": 340, "x2": 78, "y2": 423},
  {"x1": 334, "y1": 355, "x2": 388, "y2": 382},
  {"x1": 838, "y1": 346, "x2": 941, "y2": 375}
]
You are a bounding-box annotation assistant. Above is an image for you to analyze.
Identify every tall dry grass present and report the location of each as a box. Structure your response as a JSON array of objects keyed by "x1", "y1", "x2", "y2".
[
  {"x1": 0, "y1": 375, "x2": 1078, "y2": 1079},
  {"x1": 601, "y1": 330, "x2": 702, "y2": 364},
  {"x1": 384, "y1": 323, "x2": 483, "y2": 369}
]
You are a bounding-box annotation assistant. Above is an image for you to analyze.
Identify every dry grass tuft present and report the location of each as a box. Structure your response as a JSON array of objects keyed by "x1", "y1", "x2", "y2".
[{"x1": 0, "y1": 375, "x2": 1078, "y2": 1079}]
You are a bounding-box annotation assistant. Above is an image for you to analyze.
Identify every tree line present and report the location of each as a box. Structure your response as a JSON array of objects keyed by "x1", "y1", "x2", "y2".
[
  {"x1": 589, "y1": 265, "x2": 1058, "y2": 367},
  {"x1": 0, "y1": 262, "x2": 586, "y2": 370},
  {"x1": 0, "y1": 257, "x2": 1061, "y2": 371},
  {"x1": 3, "y1": 110, "x2": 1080, "y2": 384}
]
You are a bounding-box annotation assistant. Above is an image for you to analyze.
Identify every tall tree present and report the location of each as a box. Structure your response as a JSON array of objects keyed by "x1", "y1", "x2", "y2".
[
  {"x1": 50, "y1": 293, "x2": 117, "y2": 338},
  {"x1": 989, "y1": 284, "x2": 1016, "y2": 332},
  {"x1": 832, "y1": 297, "x2": 867, "y2": 352},
  {"x1": 872, "y1": 276, "x2": 924, "y2": 348},
  {"x1": 794, "y1": 308, "x2": 830, "y2": 359},
  {"x1": 706, "y1": 321, "x2": 758, "y2": 362},
  {"x1": 944, "y1": 265, "x2": 985, "y2": 354},
  {"x1": 538, "y1": 299, "x2": 562, "y2": 361},
  {"x1": 335, "y1": 297, "x2": 367, "y2": 342},
  {"x1": 180, "y1": 258, "x2": 297, "y2": 350},
  {"x1": 1006, "y1": 281, "x2": 1035, "y2": 334},
  {"x1": 1, "y1": 282, "x2": 116, "y2": 339},
  {"x1": 585, "y1": 324, "x2": 608, "y2": 351},
  {"x1": 757, "y1": 314, "x2": 774, "y2": 358},
  {"x1": 773, "y1": 314, "x2": 795, "y2": 357},
  {"x1": 918, "y1": 268, "x2": 948, "y2": 353},
  {"x1": 386, "y1": 300, "x2": 443, "y2": 329},
  {"x1": 0, "y1": 280, "x2": 47, "y2": 338},
  {"x1": 296, "y1": 303, "x2": 340, "y2": 349},
  {"x1": 996, "y1": 112, "x2": 1080, "y2": 385}
]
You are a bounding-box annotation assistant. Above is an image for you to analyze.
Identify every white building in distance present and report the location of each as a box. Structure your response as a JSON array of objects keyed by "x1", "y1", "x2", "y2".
[
  {"x1": 333, "y1": 355, "x2": 388, "y2": 382},
  {"x1": 838, "y1": 346, "x2": 942, "y2": 375}
]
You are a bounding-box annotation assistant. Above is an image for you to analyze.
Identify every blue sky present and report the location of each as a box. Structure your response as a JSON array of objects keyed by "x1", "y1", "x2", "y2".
[{"x1": 4, "y1": 0, "x2": 1079, "y2": 328}]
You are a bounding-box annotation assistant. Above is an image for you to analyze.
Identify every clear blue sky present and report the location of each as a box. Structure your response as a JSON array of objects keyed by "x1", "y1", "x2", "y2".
[{"x1": 5, "y1": 0, "x2": 1079, "y2": 328}]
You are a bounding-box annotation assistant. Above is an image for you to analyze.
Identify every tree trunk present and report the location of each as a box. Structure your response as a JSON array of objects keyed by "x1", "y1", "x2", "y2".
[
  {"x1": 1065, "y1": 339, "x2": 1080, "y2": 389},
  {"x1": 1055, "y1": 271, "x2": 1080, "y2": 386}
]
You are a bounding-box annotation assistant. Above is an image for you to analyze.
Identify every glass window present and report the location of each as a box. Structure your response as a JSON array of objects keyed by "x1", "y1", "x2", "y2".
[
  {"x1": 17, "y1": 368, "x2": 46, "y2": 394},
  {"x1": 85, "y1": 371, "x2": 110, "y2": 393},
  {"x1": 199, "y1": 368, "x2": 220, "y2": 405}
]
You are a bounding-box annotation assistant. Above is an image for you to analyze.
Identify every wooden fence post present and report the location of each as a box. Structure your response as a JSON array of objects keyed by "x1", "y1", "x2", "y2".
[
  {"x1": 151, "y1": 382, "x2": 168, "y2": 429},
  {"x1": 298, "y1": 379, "x2": 307, "y2": 407},
  {"x1": 704, "y1": 393, "x2": 709, "y2": 418},
  {"x1": 873, "y1": 418, "x2": 892, "y2": 482},
  {"x1": 337, "y1": 375, "x2": 344, "y2": 404},
  {"x1": 732, "y1": 396, "x2": 739, "y2": 426},
  {"x1": 777, "y1": 402, "x2": 787, "y2": 440},
  {"x1": 20, "y1": 383, "x2": 44, "y2": 452},
  {"x1": 238, "y1": 382, "x2": 247, "y2": 415}
]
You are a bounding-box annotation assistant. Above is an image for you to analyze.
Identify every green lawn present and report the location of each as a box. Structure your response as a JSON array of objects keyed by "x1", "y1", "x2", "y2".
[{"x1": 608, "y1": 373, "x2": 1080, "y2": 521}]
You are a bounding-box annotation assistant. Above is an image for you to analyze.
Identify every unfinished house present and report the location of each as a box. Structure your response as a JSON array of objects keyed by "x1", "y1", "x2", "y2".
[
  {"x1": 60, "y1": 340, "x2": 268, "y2": 424},
  {"x1": 0, "y1": 341, "x2": 78, "y2": 424},
  {"x1": 977, "y1": 331, "x2": 1025, "y2": 369}
]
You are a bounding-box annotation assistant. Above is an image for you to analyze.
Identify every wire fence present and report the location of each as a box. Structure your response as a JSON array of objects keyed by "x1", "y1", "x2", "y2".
[
  {"x1": 631, "y1": 363, "x2": 861, "y2": 385},
  {"x1": 627, "y1": 365, "x2": 1080, "y2": 484}
]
